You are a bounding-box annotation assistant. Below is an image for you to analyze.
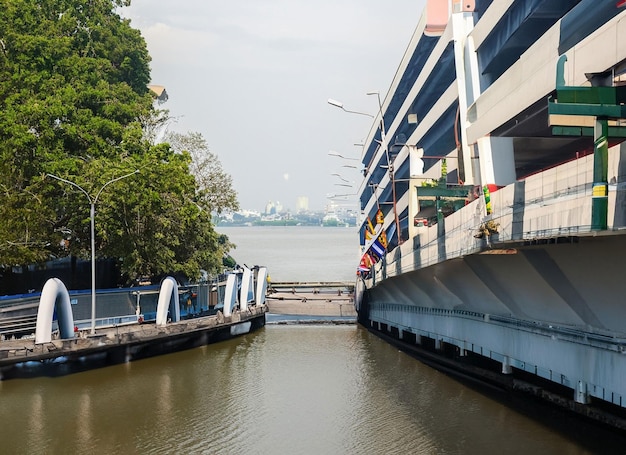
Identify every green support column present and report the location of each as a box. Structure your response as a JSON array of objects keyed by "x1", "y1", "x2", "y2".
[
  {"x1": 592, "y1": 118, "x2": 609, "y2": 230},
  {"x1": 550, "y1": 55, "x2": 626, "y2": 231},
  {"x1": 436, "y1": 196, "x2": 444, "y2": 238}
]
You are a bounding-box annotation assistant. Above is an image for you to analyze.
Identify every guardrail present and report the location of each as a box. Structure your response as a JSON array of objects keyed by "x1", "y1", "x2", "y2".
[{"x1": 372, "y1": 302, "x2": 626, "y2": 352}]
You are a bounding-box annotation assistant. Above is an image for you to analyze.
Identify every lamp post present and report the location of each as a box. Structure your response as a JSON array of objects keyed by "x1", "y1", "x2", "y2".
[
  {"x1": 367, "y1": 91, "x2": 402, "y2": 244},
  {"x1": 328, "y1": 151, "x2": 359, "y2": 161},
  {"x1": 327, "y1": 99, "x2": 375, "y2": 118},
  {"x1": 328, "y1": 193, "x2": 356, "y2": 199},
  {"x1": 331, "y1": 173, "x2": 353, "y2": 183},
  {"x1": 329, "y1": 152, "x2": 365, "y2": 175},
  {"x1": 328, "y1": 93, "x2": 402, "y2": 243},
  {"x1": 47, "y1": 170, "x2": 139, "y2": 334}
]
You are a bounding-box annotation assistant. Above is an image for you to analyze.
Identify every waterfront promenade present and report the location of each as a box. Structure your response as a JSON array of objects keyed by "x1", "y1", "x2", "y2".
[
  {"x1": 0, "y1": 278, "x2": 351, "y2": 380},
  {"x1": 0, "y1": 305, "x2": 266, "y2": 380}
]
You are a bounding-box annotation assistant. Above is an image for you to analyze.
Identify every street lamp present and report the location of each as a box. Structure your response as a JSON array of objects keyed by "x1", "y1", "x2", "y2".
[
  {"x1": 329, "y1": 153, "x2": 366, "y2": 174},
  {"x1": 328, "y1": 92, "x2": 402, "y2": 242},
  {"x1": 47, "y1": 170, "x2": 139, "y2": 334},
  {"x1": 367, "y1": 91, "x2": 402, "y2": 244},
  {"x1": 327, "y1": 99, "x2": 375, "y2": 118},
  {"x1": 331, "y1": 173, "x2": 353, "y2": 183},
  {"x1": 328, "y1": 150, "x2": 359, "y2": 161},
  {"x1": 328, "y1": 193, "x2": 356, "y2": 199}
]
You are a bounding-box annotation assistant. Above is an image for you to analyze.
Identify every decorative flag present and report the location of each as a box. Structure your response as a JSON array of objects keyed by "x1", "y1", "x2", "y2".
[
  {"x1": 360, "y1": 252, "x2": 374, "y2": 268},
  {"x1": 364, "y1": 217, "x2": 376, "y2": 241},
  {"x1": 379, "y1": 230, "x2": 388, "y2": 249},
  {"x1": 370, "y1": 238, "x2": 385, "y2": 258},
  {"x1": 376, "y1": 209, "x2": 385, "y2": 225}
]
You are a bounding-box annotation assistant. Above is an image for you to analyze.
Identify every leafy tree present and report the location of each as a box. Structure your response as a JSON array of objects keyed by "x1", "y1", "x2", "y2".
[
  {"x1": 0, "y1": 0, "x2": 234, "y2": 286},
  {"x1": 165, "y1": 131, "x2": 240, "y2": 214},
  {"x1": 0, "y1": 0, "x2": 151, "y2": 261}
]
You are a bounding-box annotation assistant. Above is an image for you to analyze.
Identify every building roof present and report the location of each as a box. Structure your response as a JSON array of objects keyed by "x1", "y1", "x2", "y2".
[{"x1": 148, "y1": 85, "x2": 168, "y2": 103}]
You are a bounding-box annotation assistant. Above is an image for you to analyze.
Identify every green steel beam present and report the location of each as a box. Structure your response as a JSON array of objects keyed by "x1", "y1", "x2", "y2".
[
  {"x1": 557, "y1": 86, "x2": 626, "y2": 105},
  {"x1": 548, "y1": 100, "x2": 626, "y2": 119},
  {"x1": 552, "y1": 54, "x2": 623, "y2": 232},
  {"x1": 552, "y1": 126, "x2": 626, "y2": 137},
  {"x1": 416, "y1": 186, "x2": 474, "y2": 198}
]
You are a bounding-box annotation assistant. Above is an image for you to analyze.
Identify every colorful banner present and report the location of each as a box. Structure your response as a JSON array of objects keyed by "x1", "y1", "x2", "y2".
[{"x1": 483, "y1": 185, "x2": 492, "y2": 215}]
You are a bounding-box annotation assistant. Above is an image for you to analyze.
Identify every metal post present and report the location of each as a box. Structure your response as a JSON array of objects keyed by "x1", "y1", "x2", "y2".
[
  {"x1": 592, "y1": 118, "x2": 609, "y2": 230},
  {"x1": 436, "y1": 196, "x2": 444, "y2": 238},
  {"x1": 47, "y1": 170, "x2": 139, "y2": 335},
  {"x1": 369, "y1": 91, "x2": 402, "y2": 244},
  {"x1": 90, "y1": 202, "x2": 96, "y2": 334}
]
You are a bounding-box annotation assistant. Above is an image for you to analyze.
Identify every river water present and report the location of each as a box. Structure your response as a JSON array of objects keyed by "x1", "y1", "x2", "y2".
[
  {"x1": 220, "y1": 226, "x2": 358, "y2": 282},
  {"x1": 1, "y1": 227, "x2": 624, "y2": 453}
]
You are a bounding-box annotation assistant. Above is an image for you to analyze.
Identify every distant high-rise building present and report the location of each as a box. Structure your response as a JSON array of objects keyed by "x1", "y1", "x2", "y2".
[
  {"x1": 264, "y1": 200, "x2": 275, "y2": 215},
  {"x1": 296, "y1": 196, "x2": 309, "y2": 213}
]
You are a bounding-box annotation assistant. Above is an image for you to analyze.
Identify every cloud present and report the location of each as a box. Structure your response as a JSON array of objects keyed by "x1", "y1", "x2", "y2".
[{"x1": 122, "y1": 0, "x2": 424, "y2": 211}]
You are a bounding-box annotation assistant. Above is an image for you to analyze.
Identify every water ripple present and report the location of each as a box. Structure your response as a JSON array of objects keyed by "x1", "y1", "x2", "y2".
[{"x1": 0, "y1": 325, "x2": 616, "y2": 454}]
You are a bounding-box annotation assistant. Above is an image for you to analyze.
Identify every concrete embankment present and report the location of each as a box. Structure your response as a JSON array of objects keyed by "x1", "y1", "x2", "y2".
[
  {"x1": 266, "y1": 282, "x2": 356, "y2": 319},
  {"x1": 0, "y1": 306, "x2": 266, "y2": 380}
]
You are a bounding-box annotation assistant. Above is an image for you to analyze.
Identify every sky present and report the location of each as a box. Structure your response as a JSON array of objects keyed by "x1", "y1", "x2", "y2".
[{"x1": 121, "y1": 0, "x2": 425, "y2": 212}]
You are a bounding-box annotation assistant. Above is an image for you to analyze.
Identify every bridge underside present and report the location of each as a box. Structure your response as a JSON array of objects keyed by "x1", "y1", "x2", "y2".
[{"x1": 363, "y1": 233, "x2": 626, "y2": 409}]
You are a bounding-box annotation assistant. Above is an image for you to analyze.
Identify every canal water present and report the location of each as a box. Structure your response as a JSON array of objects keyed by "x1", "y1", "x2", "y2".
[{"x1": 1, "y1": 227, "x2": 624, "y2": 453}]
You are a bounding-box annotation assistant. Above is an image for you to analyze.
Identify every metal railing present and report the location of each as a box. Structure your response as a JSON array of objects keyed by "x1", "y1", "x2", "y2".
[{"x1": 370, "y1": 302, "x2": 626, "y2": 352}]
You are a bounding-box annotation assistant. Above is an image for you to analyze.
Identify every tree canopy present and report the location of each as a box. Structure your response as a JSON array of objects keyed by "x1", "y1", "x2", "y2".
[
  {"x1": 165, "y1": 130, "x2": 240, "y2": 215},
  {"x1": 0, "y1": 0, "x2": 237, "y2": 286}
]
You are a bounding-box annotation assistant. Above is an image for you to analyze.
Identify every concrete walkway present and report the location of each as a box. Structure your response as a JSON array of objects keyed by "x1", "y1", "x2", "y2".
[{"x1": 266, "y1": 290, "x2": 356, "y2": 317}]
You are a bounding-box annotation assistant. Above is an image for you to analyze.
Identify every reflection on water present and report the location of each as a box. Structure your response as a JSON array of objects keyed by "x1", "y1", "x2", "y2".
[
  {"x1": 75, "y1": 392, "x2": 92, "y2": 449},
  {"x1": 0, "y1": 325, "x2": 621, "y2": 454}
]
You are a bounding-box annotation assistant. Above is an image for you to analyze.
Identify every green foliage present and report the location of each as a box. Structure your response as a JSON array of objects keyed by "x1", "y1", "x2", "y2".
[
  {"x1": 0, "y1": 0, "x2": 234, "y2": 286},
  {"x1": 165, "y1": 131, "x2": 240, "y2": 214}
]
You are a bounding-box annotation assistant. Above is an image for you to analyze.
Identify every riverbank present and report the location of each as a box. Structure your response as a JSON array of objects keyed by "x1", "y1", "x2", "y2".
[{"x1": 0, "y1": 306, "x2": 266, "y2": 380}]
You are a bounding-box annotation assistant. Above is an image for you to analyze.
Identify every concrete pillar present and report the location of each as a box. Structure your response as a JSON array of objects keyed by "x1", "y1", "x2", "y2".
[
  {"x1": 435, "y1": 338, "x2": 442, "y2": 351},
  {"x1": 502, "y1": 355, "x2": 513, "y2": 374},
  {"x1": 408, "y1": 153, "x2": 423, "y2": 240},
  {"x1": 575, "y1": 380, "x2": 590, "y2": 404},
  {"x1": 476, "y1": 136, "x2": 516, "y2": 188},
  {"x1": 452, "y1": 10, "x2": 480, "y2": 185},
  {"x1": 415, "y1": 334, "x2": 422, "y2": 345}
]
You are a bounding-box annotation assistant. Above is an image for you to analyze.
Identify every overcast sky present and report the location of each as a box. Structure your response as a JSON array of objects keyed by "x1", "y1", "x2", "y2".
[{"x1": 122, "y1": 0, "x2": 425, "y2": 212}]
